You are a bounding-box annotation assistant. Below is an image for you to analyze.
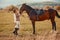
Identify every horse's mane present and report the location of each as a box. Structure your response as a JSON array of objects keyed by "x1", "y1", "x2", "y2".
[{"x1": 24, "y1": 4, "x2": 34, "y2": 10}]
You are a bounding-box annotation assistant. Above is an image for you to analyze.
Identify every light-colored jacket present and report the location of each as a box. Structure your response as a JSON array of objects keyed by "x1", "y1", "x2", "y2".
[{"x1": 14, "y1": 13, "x2": 20, "y2": 22}]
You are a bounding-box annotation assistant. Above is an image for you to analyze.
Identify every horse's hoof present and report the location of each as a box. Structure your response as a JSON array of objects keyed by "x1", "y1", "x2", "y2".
[{"x1": 33, "y1": 32, "x2": 35, "y2": 34}]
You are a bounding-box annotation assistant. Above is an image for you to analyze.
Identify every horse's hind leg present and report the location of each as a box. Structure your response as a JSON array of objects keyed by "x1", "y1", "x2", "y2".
[
  {"x1": 31, "y1": 21, "x2": 35, "y2": 34},
  {"x1": 51, "y1": 19, "x2": 56, "y2": 31}
]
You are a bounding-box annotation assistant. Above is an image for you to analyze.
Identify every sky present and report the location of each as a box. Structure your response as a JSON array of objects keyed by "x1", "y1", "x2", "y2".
[{"x1": 0, "y1": 0, "x2": 60, "y2": 8}]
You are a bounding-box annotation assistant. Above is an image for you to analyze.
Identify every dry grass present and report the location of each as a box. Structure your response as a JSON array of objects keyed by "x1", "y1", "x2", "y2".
[{"x1": 0, "y1": 11, "x2": 60, "y2": 40}]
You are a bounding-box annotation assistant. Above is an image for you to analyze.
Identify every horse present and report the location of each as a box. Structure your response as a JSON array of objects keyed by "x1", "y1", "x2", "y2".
[{"x1": 19, "y1": 4, "x2": 60, "y2": 34}]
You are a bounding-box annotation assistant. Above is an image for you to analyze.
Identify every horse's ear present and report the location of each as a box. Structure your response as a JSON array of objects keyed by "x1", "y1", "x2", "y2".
[{"x1": 22, "y1": 3, "x2": 26, "y2": 6}]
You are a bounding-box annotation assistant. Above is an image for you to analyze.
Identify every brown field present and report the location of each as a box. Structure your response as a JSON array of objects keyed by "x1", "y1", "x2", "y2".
[{"x1": 0, "y1": 11, "x2": 60, "y2": 40}]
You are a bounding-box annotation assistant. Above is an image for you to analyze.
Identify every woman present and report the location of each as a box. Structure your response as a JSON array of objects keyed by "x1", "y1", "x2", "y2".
[{"x1": 13, "y1": 8, "x2": 20, "y2": 35}]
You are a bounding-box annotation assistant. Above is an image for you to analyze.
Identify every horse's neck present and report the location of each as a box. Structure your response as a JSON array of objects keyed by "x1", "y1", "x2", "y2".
[{"x1": 25, "y1": 6, "x2": 34, "y2": 15}]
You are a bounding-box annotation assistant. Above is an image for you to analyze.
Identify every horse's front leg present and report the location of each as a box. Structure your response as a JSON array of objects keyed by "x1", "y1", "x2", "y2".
[{"x1": 31, "y1": 21, "x2": 35, "y2": 34}]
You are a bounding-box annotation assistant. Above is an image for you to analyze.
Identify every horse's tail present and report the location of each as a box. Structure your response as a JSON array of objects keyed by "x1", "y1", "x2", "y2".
[{"x1": 56, "y1": 10, "x2": 60, "y2": 18}]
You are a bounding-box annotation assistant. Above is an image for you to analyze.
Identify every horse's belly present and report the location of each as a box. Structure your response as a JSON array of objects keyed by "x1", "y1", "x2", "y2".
[
  {"x1": 38, "y1": 14, "x2": 50, "y2": 21},
  {"x1": 39, "y1": 17, "x2": 49, "y2": 21}
]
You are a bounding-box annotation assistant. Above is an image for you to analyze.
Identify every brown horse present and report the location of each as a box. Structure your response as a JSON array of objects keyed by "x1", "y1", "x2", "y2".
[{"x1": 20, "y1": 4, "x2": 60, "y2": 34}]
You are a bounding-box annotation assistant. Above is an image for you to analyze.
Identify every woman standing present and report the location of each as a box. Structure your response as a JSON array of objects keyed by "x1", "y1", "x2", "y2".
[{"x1": 13, "y1": 8, "x2": 20, "y2": 35}]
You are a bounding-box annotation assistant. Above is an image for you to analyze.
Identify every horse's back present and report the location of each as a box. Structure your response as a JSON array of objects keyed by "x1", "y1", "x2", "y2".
[
  {"x1": 29, "y1": 9, "x2": 45, "y2": 17},
  {"x1": 34, "y1": 9, "x2": 45, "y2": 15},
  {"x1": 48, "y1": 8, "x2": 56, "y2": 13}
]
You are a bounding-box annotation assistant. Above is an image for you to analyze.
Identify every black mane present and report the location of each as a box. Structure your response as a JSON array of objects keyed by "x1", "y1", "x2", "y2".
[{"x1": 24, "y1": 4, "x2": 34, "y2": 10}]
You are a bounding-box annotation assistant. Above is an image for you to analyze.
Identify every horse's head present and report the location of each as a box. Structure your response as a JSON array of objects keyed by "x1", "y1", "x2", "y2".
[{"x1": 19, "y1": 3, "x2": 26, "y2": 14}]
